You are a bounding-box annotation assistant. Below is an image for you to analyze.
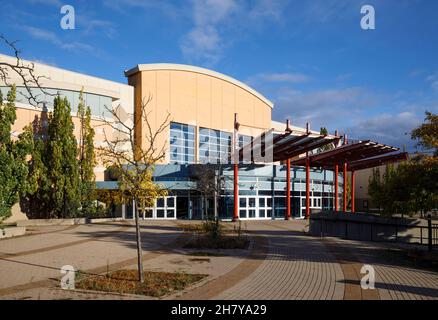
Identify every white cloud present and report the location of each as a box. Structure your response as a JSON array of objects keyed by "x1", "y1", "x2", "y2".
[
  {"x1": 273, "y1": 87, "x2": 370, "y2": 128},
  {"x1": 426, "y1": 72, "x2": 438, "y2": 91},
  {"x1": 346, "y1": 112, "x2": 422, "y2": 149},
  {"x1": 180, "y1": 0, "x2": 290, "y2": 65},
  {"x1": 21, "y1": 26, "x2": 104, "y2": 57},
  {"x1": 180, "y1": 0, "x2": 237, "y2": 64}
]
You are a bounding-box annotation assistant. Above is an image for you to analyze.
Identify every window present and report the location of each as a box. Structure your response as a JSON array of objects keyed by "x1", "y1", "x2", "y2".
[
  {"x1": 199, "y1": 127, "x2": 232, "y2": 164},
  {"x1": 239, "y1": 134, "x2": 253, "y2": 163},
  {"x1": 1, "y1": 86, "x2": 113, "y2": 118},
  {"x1": 169, "y1": 122, "x2": 195, "y2": 164}
]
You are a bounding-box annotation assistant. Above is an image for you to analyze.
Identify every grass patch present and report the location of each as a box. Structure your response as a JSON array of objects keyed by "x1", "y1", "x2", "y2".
[
  {"x1": 184, "y1": 235, "x2": 250, "y2": 249},
  {"x1": 76, "y1": 270, "x2": 207, "y2": 297}
]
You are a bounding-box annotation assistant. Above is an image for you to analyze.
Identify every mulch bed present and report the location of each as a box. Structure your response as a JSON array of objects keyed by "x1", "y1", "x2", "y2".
[{"x1": 76, "y1": 270, "x2": 207, "y2": 297}]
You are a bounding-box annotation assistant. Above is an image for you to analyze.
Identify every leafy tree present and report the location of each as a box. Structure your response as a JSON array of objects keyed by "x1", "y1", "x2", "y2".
[
  {"x1": 77, "y1": 90, "x2": 96, "y2": 213},
  {"x1": 368, "y1": 112, "x2": 438, "y2": 217},
  {"x1": 46, "y1": 96, "x2": 81, "y2": 217},
  {"x1": 22, "y1": 96, "x2": 81, "y2": 218},
  {"x1": 0, "y1": 85, "x2": 32, "y2": 221},
  {"x1": 19, "y1": 123, "x2": 49, "y2": 218},
  {"x1": 411, "y1": 111, "x2": 438, "y2": 156}
]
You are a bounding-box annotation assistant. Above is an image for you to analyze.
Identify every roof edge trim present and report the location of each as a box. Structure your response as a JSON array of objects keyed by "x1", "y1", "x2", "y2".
[{"x1": 124, "y1": 63, "x2": 274, "y2": 109}]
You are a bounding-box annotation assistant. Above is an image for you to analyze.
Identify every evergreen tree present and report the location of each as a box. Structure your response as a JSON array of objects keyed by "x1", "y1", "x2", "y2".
[
  {"x1": 46, "y1": 96, "x2": 81, "y2": 217},
  {"x1": 19, "y1": 123, "x2": 49, "y2": 218},
  {"x1": 0, "y1": 85, "x2": 31, "y2": 220},
  {"x1": 77, "y1": 90, "x2": 96, "y2": 213}
]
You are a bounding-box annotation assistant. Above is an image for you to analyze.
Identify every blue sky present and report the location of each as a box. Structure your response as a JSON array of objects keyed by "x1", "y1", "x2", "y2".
[{"x1": 1, "y1": 0, "x2": 438, "y2": 151}]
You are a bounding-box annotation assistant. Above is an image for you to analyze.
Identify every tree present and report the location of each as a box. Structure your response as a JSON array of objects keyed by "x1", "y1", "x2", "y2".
[
  {"x1": 77, "y1": 90, "x2": 96, "y2": 213},
  {"x1": 19, "y1": 123, "x2": 49, "y2": 218},
  {"x1": 46, "y1": 96, "x2": 81, "y2": 217},
  {"x1": 191, "y1": 164, "x2": 225, "y2": 219},
  {"x1": 318, "y1": 127, "x2": 335, "y2": 152},
  {"x1": 368, "y1": 112, "x2": 438, "y2": 217},
  {"x1": 22, "y1": 96, "x2": 81, "y2": 218},
  {"x1": 411, "y1": 111, "x2": 438, "y2": 156},
  {"x1": 0, "y1": 85, "x2": 32, "y2": 221},
  {"x1": 98, "y1": 95, "x2": 169, "y2": 283}
]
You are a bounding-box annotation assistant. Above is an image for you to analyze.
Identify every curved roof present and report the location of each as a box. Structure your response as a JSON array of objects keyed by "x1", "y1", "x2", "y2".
[{"x1": 124, "y1": 63, "x2": 274, "y2": 109}]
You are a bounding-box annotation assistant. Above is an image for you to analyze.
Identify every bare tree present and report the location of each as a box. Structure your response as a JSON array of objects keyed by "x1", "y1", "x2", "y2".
[
  {"x1": 97, "y1": 95, "x2": 170, "y2": 282},
  {"x1": 191, "y1": 164, "x2": 225, "y2": 220},
  {"x1": 0, "y1": 35, "x2": 51, "y2": 106}
]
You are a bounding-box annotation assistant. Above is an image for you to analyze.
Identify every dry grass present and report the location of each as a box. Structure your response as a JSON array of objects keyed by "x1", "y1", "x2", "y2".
[{"x1": 76, "y1": 270, "x2": 207, "y2": 297}]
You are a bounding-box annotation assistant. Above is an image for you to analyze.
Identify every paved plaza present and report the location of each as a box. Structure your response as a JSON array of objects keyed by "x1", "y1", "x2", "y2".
[{"x1": 0, "y1": 220, "x2": 437, "y2": 300}]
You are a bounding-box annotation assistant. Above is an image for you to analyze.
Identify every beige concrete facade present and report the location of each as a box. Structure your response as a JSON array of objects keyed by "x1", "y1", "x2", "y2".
[{"x1": 125, "y1": 63, "x2": 273, "y2": 163}]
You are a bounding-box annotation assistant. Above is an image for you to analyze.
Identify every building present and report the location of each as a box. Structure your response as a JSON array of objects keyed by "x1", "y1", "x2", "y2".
[
  {"x1": 0, "y1": 54, "x2": 133, "y2": 222},
  {"x1": 0, "y1": 53, "x2": 134, "y2": 182},
  {"x1": 2, "y1": 55, "x2": 406, "y2": 221},
  {"x1": 118, "y1": 63, "x2": 342, "y2": 220}
]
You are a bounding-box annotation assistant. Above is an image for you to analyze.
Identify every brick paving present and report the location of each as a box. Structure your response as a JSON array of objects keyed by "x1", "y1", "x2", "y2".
[
  {"x1": 0, "y1": 219, "x2": 437, "y2": 300},
  {"x1": 323, "y1": 237, "x2": 438, "y2": 300},
  {"x1": 214, "y1": 221, "x2": 344, "y2": 300}
]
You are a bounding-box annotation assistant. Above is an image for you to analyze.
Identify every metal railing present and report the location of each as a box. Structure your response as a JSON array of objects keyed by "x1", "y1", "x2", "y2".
[{"x1": 313, "y1": 215, "x2": 438, "y2": 251}]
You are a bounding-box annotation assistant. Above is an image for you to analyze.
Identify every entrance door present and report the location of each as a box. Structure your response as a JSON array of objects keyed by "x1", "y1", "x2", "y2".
[
  {"x1": 141, "y1": 196, "x2": 177, "y2": 219},
  {"x1": 238, "y1": 196, "x2": 272, "y2": 219}
]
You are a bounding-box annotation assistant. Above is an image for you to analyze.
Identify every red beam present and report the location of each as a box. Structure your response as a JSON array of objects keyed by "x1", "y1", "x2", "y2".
[
  {"x1": 233, "y1": 164, "x2": 239, "y2": 221},
  {"x1": 335, "y1": 164, "x2": 339, "y2": 212},
  {"x1": 351, "y1": 170, "x2": 355, "y2": 213},
  {"x1": 286, "y1": 158, "x2": 291, "y2": 220},
  {"x1": 343, "y1": 162, "x2": 347, "y2": 212},
  {"x1": 274, "y1": 136, "x2": 339, "y2": 161},
  {"x1": 348, "y1": 152, "x2": 408, "y2": 171},
  {"x1": 306, "y1": 155, "x2": 310, "y2": 219}
]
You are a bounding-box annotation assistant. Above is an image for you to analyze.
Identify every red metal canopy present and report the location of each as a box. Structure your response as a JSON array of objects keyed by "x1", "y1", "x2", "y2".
[
  {"x1": 348, "y1": 152, "x2": 409, "y2": 171},
  {"x1": 238, "y1": 127, "x2": 340, "y2": 163},
  {"x1": 289, "y1": 140, "x2": 400, "y2": 170}
]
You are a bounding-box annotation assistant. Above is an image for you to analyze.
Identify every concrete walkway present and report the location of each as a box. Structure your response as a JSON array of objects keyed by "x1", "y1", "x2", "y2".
[{"x1": 0, "y1": 219, "x2": 437, "y2": 300}]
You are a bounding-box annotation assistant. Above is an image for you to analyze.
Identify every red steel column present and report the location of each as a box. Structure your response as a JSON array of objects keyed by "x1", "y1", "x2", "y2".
[
  {"x1": 343, "y1": 162, "x2": 347, "y2": 212},
  {"x1": 351, "y1": 170, "x2": 355, "y2": 213},
  {"x1": 305, "y1": 156, "x2": 310, "y2": 219},
  {"x1": 334, "y1": 164, "x2": 339, "y2": 212},
  {"x1": 233, "y1": 164, "x2": 239, "y2": 221},
  {"x1": 286, "y1": 158, "x2": 291, "y2": 220},
  {"x1": 233, "y1": 113, "x2": 239, "y2": 221}
]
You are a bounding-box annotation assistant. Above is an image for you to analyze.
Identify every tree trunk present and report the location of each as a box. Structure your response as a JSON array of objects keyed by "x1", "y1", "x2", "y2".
[
  {"x1": 214, "y1": 176, "x2": 218, "y2": 219},
  {"x1": 134, "y1": 198, "x2": 144, "y2": 283}
]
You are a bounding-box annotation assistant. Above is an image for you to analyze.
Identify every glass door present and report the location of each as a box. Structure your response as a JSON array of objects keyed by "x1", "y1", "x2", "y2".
[
  {"x1": 238, "y1": 196, "x2": 272, "y2": 219},
  {"x1": 142, "y1": 196, "x2": 177, "y2": 219}
]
